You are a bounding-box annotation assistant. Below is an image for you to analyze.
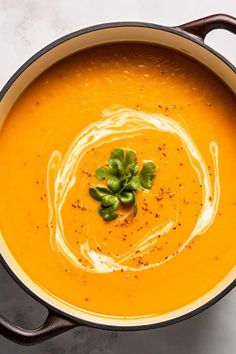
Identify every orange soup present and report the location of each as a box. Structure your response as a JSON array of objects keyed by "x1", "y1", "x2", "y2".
[{"x1": 0, "y1": 44, "x2": 235, "y2": 317}]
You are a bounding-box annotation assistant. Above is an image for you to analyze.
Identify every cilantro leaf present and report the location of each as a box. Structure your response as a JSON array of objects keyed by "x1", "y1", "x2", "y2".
[
  {"x1": 126, "y1": 162, "x2": 139, "y2": 176},
  {"x1": 89, "y1": 186, "x2": 113, "y2": 201},
  {"x1": 101, "y1": 195, "x2": 119, "y2": 208},
  {"x1": 107, "y1": 176, "x2": 121, "y2": 192},
  {"x1": 125, "y1": 150, "x2": 137, "y2": 166},
  {"x1": 125, "y1": 175, "x2": 142, "y2": 191},
  {"x1": 99, "y1": 205, "x2": 118, "y2": 221},
  {"x1": 119, "y1": 191, "x2": 135, "y2": 205},
  {"x1": 89, "y1": 149, "x2": 156, "y2": 221},
  {"x1": 111, "y1": 148, "x2": 125, "y2": 164},
  {"x1": 108, "y1": 158, "x2": 125, "y2": 177},
  {"x1": 95, "y1": 167, "x2": 111, "y2": 180},
  {"x1": 139, "y1": 161, "x2": 156, "y2": 189}
]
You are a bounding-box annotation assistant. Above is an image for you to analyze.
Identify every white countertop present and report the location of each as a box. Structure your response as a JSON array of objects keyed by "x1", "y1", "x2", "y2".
[{"x1": 0, "y1": 1, "x2": 235, "y2": 353}]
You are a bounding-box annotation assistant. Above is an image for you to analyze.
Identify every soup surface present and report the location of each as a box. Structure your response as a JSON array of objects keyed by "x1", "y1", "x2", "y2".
[{"x1": 0, "y1": 44, "x2": 236, "y2": 318}]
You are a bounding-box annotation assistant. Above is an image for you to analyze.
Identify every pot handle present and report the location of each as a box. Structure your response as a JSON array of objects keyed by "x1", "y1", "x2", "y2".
[
  {"x1": 0, "y1": 310, "x2": 77, "y2": 345},
  {"x1": 176, "y1": 13, "x2": 236, "y2": 41}
]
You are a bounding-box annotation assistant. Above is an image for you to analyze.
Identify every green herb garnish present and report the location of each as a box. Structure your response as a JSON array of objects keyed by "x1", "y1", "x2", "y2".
[{"x1": 89, "y1": 148, "x2": 156, "y2": 221}]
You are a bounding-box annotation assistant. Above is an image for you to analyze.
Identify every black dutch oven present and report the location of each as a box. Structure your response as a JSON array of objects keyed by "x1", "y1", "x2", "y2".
[{"x1": 0, "y1": 13, "x2": 235, "y2": 345}]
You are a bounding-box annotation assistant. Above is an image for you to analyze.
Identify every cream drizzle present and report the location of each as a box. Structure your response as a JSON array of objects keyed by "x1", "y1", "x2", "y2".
[{"x1": 47, "y1": 108, "x2": 220, "y2": 273}]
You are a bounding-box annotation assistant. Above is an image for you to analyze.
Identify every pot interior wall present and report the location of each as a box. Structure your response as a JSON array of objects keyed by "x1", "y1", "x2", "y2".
[
  {"x1": 1, "y1": 25, "x2": 236, "y2": 124},
  {"x1": 0, "y1": 24, "x2": 235, "y2": 327}
]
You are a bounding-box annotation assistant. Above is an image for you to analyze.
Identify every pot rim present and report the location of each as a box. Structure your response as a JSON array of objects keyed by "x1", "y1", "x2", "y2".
[{"x1": 0, "y1": 21, "x2": 235, "y2": 330}]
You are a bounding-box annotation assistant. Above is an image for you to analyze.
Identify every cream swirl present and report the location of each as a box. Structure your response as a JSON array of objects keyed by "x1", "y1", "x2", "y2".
[{"x1": 47, "y1": 108, "x2": 220, "y2": 273}]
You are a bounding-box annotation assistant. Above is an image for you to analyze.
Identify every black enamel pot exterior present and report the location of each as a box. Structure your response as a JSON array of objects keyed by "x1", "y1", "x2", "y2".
[{"x1": 0, "y1": 14, "x2": 236, "y2": 345}]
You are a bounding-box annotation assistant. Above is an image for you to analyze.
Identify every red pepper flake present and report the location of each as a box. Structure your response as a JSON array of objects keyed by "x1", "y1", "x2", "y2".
[
  {"x1": 155, "y1": 194, "x2": 163, "y2": 201},
  {"x1": 82, "y1": 169, "x2": 92, "y2": 177},
  {"x1": 183, "y1": 199, "x2": 189, "y2": 205}
]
